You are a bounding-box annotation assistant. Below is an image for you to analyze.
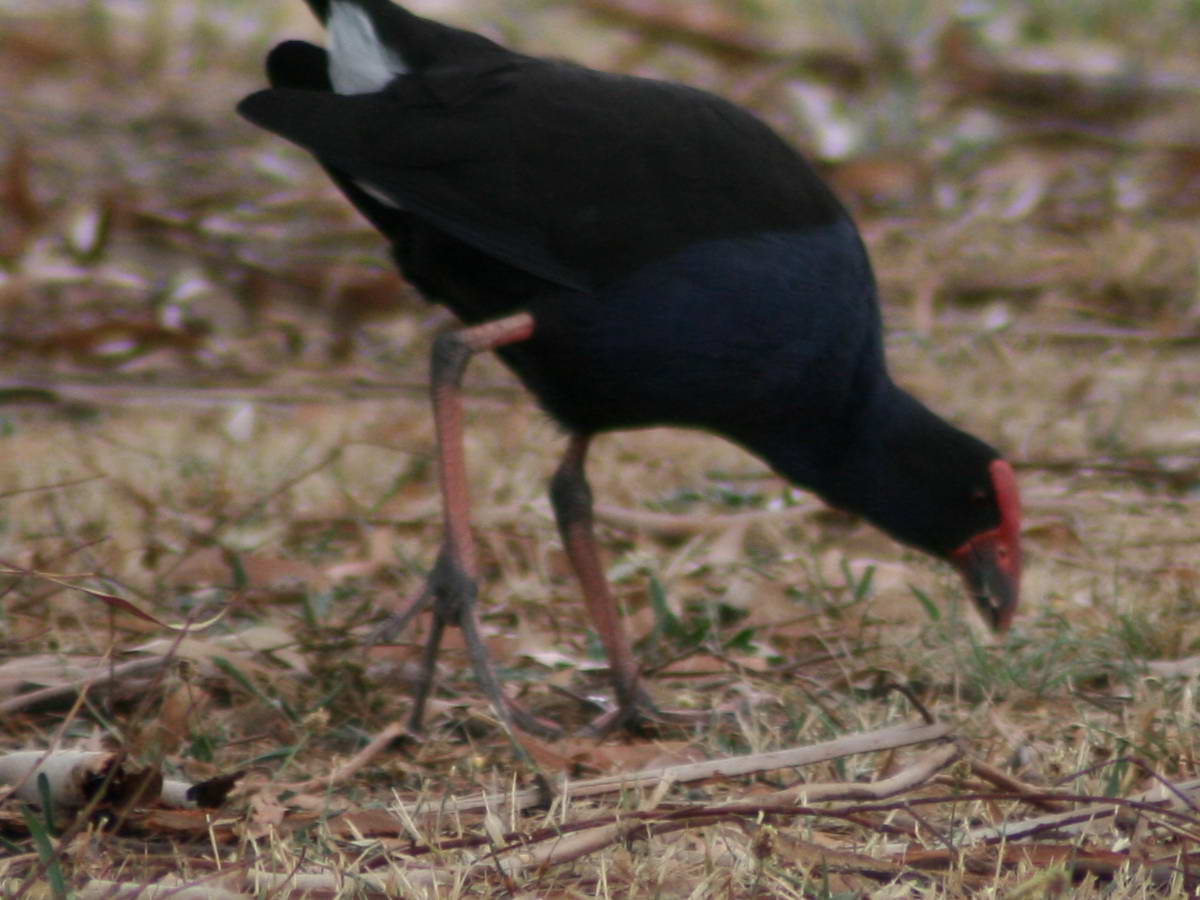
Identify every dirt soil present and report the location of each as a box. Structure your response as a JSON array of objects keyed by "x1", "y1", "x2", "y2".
[{"x1": 2, "y1": 1, "x2": 1200, "y2": 896}]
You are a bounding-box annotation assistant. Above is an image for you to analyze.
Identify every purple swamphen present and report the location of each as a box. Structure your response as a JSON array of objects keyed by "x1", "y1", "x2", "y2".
[{"x1": 238, "y1": 0, "x2": 1022, "y2": 738}]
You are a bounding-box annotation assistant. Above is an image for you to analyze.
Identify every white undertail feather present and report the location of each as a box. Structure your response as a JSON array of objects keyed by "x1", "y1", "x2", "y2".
[
  {"x1": 327, "y1": 1, "x2": 409, "y2": 95},
  {"x1": 355, "y1": 178, "x2": 404, "y2": 209}
]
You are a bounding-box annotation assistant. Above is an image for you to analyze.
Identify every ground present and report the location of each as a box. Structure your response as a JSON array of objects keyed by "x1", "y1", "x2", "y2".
[{"x1": 2, "y1": 0, "x2": 1200, "y2": 897}]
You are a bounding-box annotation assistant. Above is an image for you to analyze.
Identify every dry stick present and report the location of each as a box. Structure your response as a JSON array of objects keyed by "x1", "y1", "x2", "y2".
[
  {"x1": 0, "y1": 750, "x2": 119, "y2": 808},
  {"x1": 77, "y1": 858, "x2": 257, "y2": 900},
  {"x1": 252, "y1": 742, "x2": 964, "y2": 891},
  {"x1": 313, "y1": 724, "x2": 952, "y2": 864},
  {"x1": 249, "y1": 868, "x2": 443, "y2": 896},
  {"x1": 877, "y1": 778, "x2": 1200, "y2": 855},
  {"x1": 549, "y1": 720, "x2": 952, "y2": 796},
  {"x1": 881, "y1": 682, "x2": 935, "y2": 725},
  {"x1": 1016, "y1": 456, "x2": 1200, "y2": 488},
  {"x1": 76, "y1": 879, "x2": 249, "y2": 900},
  {"x1": 0, "y1": 655, "x2": 170, "y2": 716},
  {"x1": 356, "y1": 783, "x2": 1200, "y2": 886},
  {"x1": 3, "y1": 683, "x2": 93, "y2": 809},
  {"x1": 961, "y1": 758, "x2": 1070, "y2": 813},
  {"x1": 478, "y1": 779, "x2": 1200, "y2": 879},
  {"x1": 594, "y1": 501, "x2": 814, "y2": 537},
  {"x1": 398, "y1": 720, "x2": 951, "y2": 821},
  {"x1": 941, "y1": 323, "x2": 1200, "y2": 345},
  {"x1": 736, "y1": 741, "x2": 961, "y2": 808},
  {"x1": 1145, "y1": 656, "x2": 1200, "y2": 679},
  {"x1": 0, "y1": 474, "x2": 105, "y2": 501},
  {"x1": 893, "y1": 845, "x2": 1139, "y2": 889},
  {"x1": 1052, "y1": 754, "x2": 1200, "y2": 816},
  {"x1": 0, "y1": 375, "x2": 522, "y2": 410},
  {"x1": 281, "y1": 720, "x2": 409, "y2": 793},
  {"x1": 959, "y1": 789, "x2": 1200, "y2": 846},
  {"x1": 0, "y1": 539, "x2": 110, "y2": 608}
]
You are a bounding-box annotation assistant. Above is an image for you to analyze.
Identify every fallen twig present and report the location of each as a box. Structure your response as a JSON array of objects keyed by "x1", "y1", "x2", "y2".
[
  {"x1": 282, "y1": 719, "x2": 409, "y2": 793},
  {"x1": 959, "y1": 757, "x2": 1070, "y2": 813},
  {"x1": 878, "y1": 778, "x2": 1200, "y2": 853},
  {"x1": 396, "y1": 719, "x2": 951, "y2": 820},
  {"x1": 247, "y1": 739, "x2": 962, "y2": 890},
  {"x1": 0, "y1": 656, "x2": 170, "y2": 716},
  {"x1": 502, "y1": 742, "x2": 963, "y2": 874},
  {"x1": 594, "y1": 500, "x2": 815, "y2": 536},
  {"x1": 745, "y1": 741, "x2": 960, "y2": 806}
]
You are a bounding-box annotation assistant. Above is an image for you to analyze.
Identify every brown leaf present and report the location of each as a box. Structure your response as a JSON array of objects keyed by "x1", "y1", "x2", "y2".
[
  {"x1": 826, "y1": 155, "x2": 931, "y2": 215},
  {"x1": 936, "y1": 21, "x2": 1161, "y2": 122},
  {"x1": 0, "y1": 136, "x2": 40, "y2": 261}
]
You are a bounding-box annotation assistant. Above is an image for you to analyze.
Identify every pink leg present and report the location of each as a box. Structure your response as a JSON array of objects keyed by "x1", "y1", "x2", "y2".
[
  {"x1": 378, "y1": 312, "x2": 561, "y2": 739},
  {"x1": 550, "y1": 435, "x2": 700, "y2": 735}
]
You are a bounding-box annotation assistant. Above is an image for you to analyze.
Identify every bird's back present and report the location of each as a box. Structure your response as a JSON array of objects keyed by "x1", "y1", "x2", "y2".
[
  {"x1": 239, "y1": 2, "x2": 849, "y2": 294},
  {"x1": 239, "y1": 0, "x2": 881, "y2": 438}
]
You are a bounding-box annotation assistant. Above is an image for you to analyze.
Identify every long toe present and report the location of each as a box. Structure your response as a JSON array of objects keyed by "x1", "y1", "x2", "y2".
[
  {"x1": 581, "y1": 688, "x2": 710, "y2": 739},
  {"x1": 367, "y1": 581, "x2": 434, "y2": 645}
]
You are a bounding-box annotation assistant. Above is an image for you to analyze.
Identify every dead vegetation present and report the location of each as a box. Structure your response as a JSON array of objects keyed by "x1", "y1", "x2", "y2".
[{"x1": 2, "y1": 0, "x2": 1200, "y2": 896}]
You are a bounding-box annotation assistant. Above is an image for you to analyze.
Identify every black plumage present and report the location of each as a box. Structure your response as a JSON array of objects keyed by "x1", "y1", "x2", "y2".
[{"x1": 239, "y1": 0, "x2": 1022, "y2": 736}]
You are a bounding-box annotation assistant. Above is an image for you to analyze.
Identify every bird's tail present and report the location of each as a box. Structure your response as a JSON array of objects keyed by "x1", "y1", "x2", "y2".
[{"x1": 302, "y1": 0, "x2": 510, "y2": 94}]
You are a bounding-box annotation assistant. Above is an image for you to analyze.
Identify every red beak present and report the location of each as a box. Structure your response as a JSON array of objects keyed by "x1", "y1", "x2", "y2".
[{"x1": 950, "y1": 459, "x2": 1021, "y2": 632}]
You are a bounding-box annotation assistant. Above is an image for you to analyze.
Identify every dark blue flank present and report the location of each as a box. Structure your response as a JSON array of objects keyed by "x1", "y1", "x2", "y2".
[{"x1": 508, "y1": 225, "x2": 878, "y2": 440}]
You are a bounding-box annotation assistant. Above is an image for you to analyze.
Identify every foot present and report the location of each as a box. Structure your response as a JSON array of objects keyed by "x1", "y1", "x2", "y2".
[
  {"x1": 371, "y1": 546, "x2": 563, "y2": 741},
  {"x1": 580, "y1": 683, "x2": 710, "y2": 738}
]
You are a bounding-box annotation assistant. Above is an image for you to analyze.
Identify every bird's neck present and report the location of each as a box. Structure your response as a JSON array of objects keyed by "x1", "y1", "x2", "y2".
[
  {"x1": 815, "y1": 382, "x2": 952, "y2": 505},
  {"x1": 743, "y1": 378, "x2": 980, "y2": 557}
]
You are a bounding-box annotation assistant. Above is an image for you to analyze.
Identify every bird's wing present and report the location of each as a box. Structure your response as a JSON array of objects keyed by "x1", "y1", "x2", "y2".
[{"x1": 239, "y1": 56, "x2": 844, "y2": 290}]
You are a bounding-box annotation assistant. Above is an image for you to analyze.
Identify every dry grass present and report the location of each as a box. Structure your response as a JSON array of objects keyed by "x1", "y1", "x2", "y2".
[{"x1": 2, "y1": 0, "x2": 1200, "y2": 896}]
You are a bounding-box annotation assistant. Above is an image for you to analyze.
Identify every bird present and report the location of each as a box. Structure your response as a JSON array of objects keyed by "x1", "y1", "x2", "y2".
[{"x1": 238, "y1": 0, "x2": 1022, "y2": 739}]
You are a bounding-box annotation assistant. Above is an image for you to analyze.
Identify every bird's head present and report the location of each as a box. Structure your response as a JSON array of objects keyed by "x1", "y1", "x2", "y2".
[
  {"x1": 806, "y1": 390, "x2": 1024, "y2": 635},
  {"x1": 946, "y1": 458, "x2": 1021, "y2": 632}
]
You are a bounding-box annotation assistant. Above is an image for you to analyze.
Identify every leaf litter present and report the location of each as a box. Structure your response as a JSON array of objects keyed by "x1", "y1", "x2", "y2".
[{"x1": 2, "y1": 0, "x2": 1200, "y2": 896}]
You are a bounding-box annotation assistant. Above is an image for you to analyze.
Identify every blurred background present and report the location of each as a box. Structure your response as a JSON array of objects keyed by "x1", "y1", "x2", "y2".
[
  {"x1": 3, "y1": 0, "x2": 1200, "y2": 816},
  {"x1": 4, "y1": 0, "x2": 1199, "y2": 376}
]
